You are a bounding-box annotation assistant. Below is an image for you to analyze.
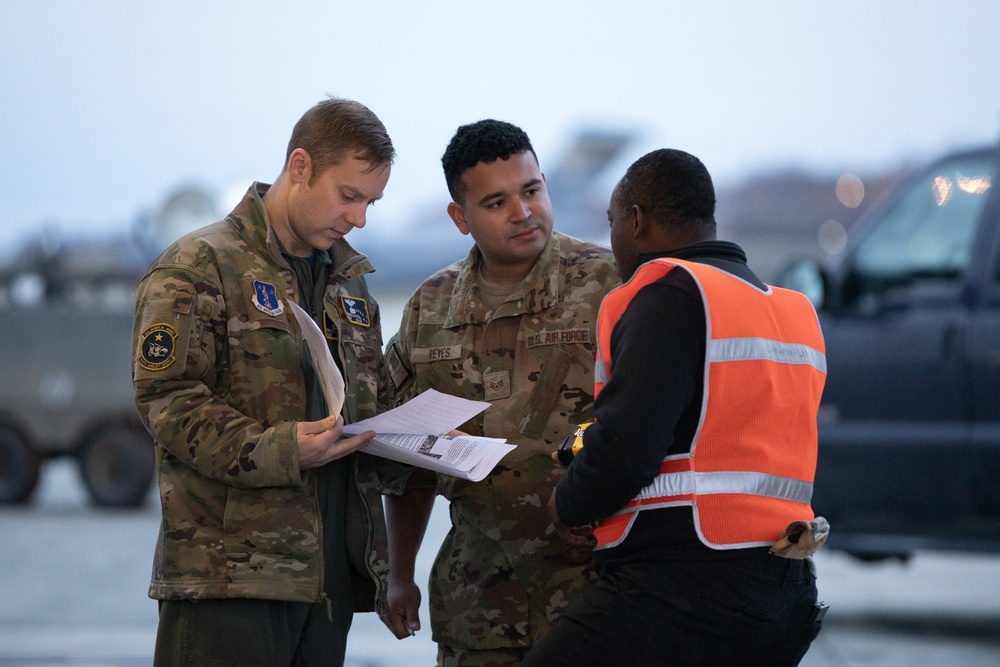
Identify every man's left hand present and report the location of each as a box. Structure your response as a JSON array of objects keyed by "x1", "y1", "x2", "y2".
[{"x1": 547, "y1": 488, "x2": 593, "y2": 546}]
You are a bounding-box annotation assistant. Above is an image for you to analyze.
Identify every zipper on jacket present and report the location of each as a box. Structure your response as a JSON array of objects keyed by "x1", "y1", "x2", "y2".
[
  {"x1": 295, "y1": 322, "x2": 327, "y2": 607},
  {"x1": 313, "y1": 475, "x2": 326, "y2": 604},
  {"x1": 355, "y1": 455, "x2": 385, "y2": 613}
]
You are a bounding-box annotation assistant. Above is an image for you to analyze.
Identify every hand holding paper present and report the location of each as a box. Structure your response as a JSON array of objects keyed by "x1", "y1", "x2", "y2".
[{"x1": 288, "y1": 299, "x2": 515, "y2": 482}]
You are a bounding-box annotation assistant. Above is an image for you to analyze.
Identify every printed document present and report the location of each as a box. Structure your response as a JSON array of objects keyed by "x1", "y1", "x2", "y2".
[{"x1": 289, "y1": 300, "x2": 515, "y2": 481}]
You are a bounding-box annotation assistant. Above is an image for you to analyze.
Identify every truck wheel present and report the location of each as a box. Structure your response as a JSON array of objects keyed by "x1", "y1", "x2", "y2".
[
  {"x1": 0, "y1": 425, "x2": 41, "y2": 504},
  {"x1": 79, "y1": 424, "x2": 155, "y2": 507}
]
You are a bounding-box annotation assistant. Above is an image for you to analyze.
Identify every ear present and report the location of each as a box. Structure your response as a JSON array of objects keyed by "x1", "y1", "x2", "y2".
[
  {"x1": 631, "y1": 204, "x2": 648, "y2": 239},
  {"x1": 447, "y1": 202, "x2": 471, "y2": 236},
  {"x1": 287, "y1": 148, "x2": 311, "y2": 184}
]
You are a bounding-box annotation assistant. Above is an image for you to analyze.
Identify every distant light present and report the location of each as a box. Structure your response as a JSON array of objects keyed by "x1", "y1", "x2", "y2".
[
  {"x1": 818, "y1": 219, "x2": 848, "y2": 255},
  {"x1": 932, "y1": 176, "x2": 953, "y2": 206},
  {"x1": 11, "y1": 273, "x2": 46, "y2": 306},
  {"x1": 835, "y1": 173, "x2": 864, "y2": 209},
  {"x1": 956, "y1": 173, "x2": 991, "y2": 195}
]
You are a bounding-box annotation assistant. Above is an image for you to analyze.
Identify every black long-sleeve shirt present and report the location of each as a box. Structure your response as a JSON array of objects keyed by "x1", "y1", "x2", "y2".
[{"x1": 555, "y1": 240, "x2": 771, "y2": 565}]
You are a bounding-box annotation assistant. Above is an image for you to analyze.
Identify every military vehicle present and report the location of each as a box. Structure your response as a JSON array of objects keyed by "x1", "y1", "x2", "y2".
[{"x1": 0, "y1": 187, "x2": 218, "y2": 506}]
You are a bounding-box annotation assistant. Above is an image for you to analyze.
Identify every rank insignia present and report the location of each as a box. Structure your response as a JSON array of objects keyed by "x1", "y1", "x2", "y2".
[
  {"x1": 484, "y1": 370, "x2": 511, "y2": 400},
  {"x1": 252, "y1": 280, "x2": 283, "y2": 316},
  {"x1": 138, "y1": 323, "x2": 178, "y2": 371},
  {"x1": 340, "y1": 295, "x2": 370, "y2": 327}
]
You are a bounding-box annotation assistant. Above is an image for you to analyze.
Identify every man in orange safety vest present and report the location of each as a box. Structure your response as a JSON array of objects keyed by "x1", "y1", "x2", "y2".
[{"x1": 522, "y1": 148, "x2": 829, "y2": 667}]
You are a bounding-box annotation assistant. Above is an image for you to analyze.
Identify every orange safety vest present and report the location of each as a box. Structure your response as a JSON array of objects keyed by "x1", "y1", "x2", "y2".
[{"x1": 592, "y1": 258, "x2": 826, "y2": 550}]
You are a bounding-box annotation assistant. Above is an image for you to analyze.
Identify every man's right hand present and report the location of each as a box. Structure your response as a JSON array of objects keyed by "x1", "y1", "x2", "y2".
[
  {"x1": 297, "y1": 416, "x2": 374, "y2": 470},
  {"x1": 383, "y1": 577, "x2": 422, "y2": 639}
]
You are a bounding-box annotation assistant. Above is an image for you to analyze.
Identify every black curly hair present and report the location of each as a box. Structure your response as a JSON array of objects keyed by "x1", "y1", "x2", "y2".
[
  {"x1": 441, "y1": 119, "x2": 538, "y2": 204},
  {"x1": 614, "y1": 148, "x2": 716, "y2": 231}
]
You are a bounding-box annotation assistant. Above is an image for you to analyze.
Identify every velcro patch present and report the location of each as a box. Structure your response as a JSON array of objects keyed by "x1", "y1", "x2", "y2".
[
  {"x1": 525, "y1": 328, "x2": 591, "y2": 348},
  {"x1": 340, "y1": 295, "x2": 370, "y2": 327},
  {"x1": 411, "y1": 345, "x2": 463, "y2": 363},
  {"x1": 323, "y1": 310, "x2": 339, "y2": 341},
  {"x1": 385, "y1": 343, "x2": 411, "y2": 391},
  {"x1": 138, "y1": 323, "x2": 179, "y2": 371},
  {"x1": 484, "y1": 370, "x2": 511, "y2": 401},
  {"x1": 252, "y1": 280, "x2": 283, "y2": 316}
]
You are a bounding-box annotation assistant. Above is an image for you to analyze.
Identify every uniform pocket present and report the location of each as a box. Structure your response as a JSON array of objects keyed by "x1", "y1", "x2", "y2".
[{"x1": 516, "y1": 347, "x2": 573, "y2": 439}]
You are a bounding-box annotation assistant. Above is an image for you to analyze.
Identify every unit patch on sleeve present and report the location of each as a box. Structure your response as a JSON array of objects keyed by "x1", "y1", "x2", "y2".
[
  {"x1": 138, "y1": 323, "x2": 179, "y2": 371},
  {"x1": 340, "y1": 295, "x2": 370, "y2": 327},
  {"x1": 252, "y1": 280, "x2": 283, "y2": 316}
]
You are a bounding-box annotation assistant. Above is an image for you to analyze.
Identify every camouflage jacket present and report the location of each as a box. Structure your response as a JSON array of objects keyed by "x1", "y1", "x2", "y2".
[
  {"x1": 132, "y1": 183, "x2": 396, "y2": 611},
  {"x1": 384, "y1": 231, "x2": 620, "y2": 649}
]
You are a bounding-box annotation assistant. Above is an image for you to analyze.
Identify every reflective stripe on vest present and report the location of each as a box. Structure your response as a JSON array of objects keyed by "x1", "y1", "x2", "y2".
[{"x1": 592, "y1": 258, "x2": 826, "y2": 551}]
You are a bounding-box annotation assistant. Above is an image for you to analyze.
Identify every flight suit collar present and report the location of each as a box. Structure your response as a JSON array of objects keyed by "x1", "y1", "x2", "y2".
[{"x1": 227, "y1": 182, "x2": 375, "y2": 284}]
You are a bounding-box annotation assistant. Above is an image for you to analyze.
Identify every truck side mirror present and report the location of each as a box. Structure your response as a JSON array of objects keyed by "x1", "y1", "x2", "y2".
[{"x1": 774, "y1": 259, "x2": 827, "y2": 310}]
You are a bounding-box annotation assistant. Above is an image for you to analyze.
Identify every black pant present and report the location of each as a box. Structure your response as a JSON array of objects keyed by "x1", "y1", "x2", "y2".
[
  {"x1": 520, "y1": 553, "x2": 823, "y2": 667},
  {"x1": 154, "y1": 597, "x2": 353, "y2": 667}
]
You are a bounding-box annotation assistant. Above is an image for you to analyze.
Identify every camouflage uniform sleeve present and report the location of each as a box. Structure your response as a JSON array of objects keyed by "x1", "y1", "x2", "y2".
[{"x1": 132, "y1": 265, "x2": 302, "y2": 489}]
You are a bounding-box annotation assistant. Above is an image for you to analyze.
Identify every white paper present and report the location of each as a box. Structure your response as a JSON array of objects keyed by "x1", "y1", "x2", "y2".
[
  {"x1": 364, "y1": 433, "x2": 515, "y2": 483},
  {"x1": 343, "y1": 388, "x2": 515, "y2": 482},
  {"x1": 287, "y1": 300, "x2": 346, "y2": 418},
  {"x1": 343, "y1": 388, "x2": 491, "y2": 436}
]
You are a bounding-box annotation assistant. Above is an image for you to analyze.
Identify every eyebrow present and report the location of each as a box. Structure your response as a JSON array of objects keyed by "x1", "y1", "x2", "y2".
[{"x1": 476, "y1": 178, "x2": 543, "y2": 207}]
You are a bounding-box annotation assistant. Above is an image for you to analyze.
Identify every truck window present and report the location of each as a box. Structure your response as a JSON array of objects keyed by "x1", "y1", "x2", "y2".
[{"x1": 846, "y1": 155, "x2": 994, "y2": 310}]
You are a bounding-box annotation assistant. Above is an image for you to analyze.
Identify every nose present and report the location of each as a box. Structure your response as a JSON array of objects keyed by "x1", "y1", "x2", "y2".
[
  {"x1": 509, "y1": 196, "x2": 531, "y2": 222},
  {"x1": 345, "y1": 203, "x2": 367, "y2": 229}
]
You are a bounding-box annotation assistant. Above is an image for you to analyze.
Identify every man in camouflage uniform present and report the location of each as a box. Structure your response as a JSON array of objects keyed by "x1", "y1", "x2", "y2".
[
  {"x1": 381, "y1": 119, "x2": 620, "y2": 666},
  {"x1": 132, "y1": 97, "x2": 403, "y2": 666}
]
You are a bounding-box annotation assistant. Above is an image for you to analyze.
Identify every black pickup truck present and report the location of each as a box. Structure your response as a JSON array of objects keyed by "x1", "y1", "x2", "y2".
[{"x1": 782, "y1": 144, "x2": 1000, "y2": 560}]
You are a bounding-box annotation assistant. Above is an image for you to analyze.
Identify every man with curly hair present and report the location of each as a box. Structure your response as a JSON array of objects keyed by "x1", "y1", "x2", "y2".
[{"x1": 381, "y1": 119, "x2": 619, "y2": 666}]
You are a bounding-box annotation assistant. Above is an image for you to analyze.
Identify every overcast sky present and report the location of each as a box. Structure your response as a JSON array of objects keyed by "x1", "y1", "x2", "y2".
[{"x1": 2, "y1": 1, "x2": 998, "y2": 251}]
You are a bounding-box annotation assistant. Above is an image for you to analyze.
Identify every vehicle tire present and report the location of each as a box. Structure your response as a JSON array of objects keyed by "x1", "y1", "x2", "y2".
[
  {"x1": 0, "y1": 424, "x2": 42, "y2": 504},
  {"x1": 78, "y1": 423, "x2": 155, "y2": 508},
  {"x1": 847, "y1": 551, "x2": 910, "y2": 564}
]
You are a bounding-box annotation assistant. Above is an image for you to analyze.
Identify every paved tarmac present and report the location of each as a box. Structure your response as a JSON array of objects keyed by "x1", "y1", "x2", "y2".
[{"x1": 2, "y1": 459, "x2": 999, "y2": 666}]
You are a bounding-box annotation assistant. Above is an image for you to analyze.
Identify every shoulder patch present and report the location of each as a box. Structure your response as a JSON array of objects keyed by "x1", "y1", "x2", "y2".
[
  {"x1": 385, "y1": 342, "x2": 411, "y2": 392},
  {"x1": 252, "y1": 280, "x2": 283, "y2": 316},
  {"x1": 340, "y1": 295, "x2": 370, "y2": 327},
  {"x1": 138, "y1": 323, "x2": 179, "y2": 371}
]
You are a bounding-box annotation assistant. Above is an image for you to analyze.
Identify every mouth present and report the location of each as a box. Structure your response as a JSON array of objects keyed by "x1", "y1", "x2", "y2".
[{"x1": 512, "y1": 226, "x2": 540, "y2": 240}]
